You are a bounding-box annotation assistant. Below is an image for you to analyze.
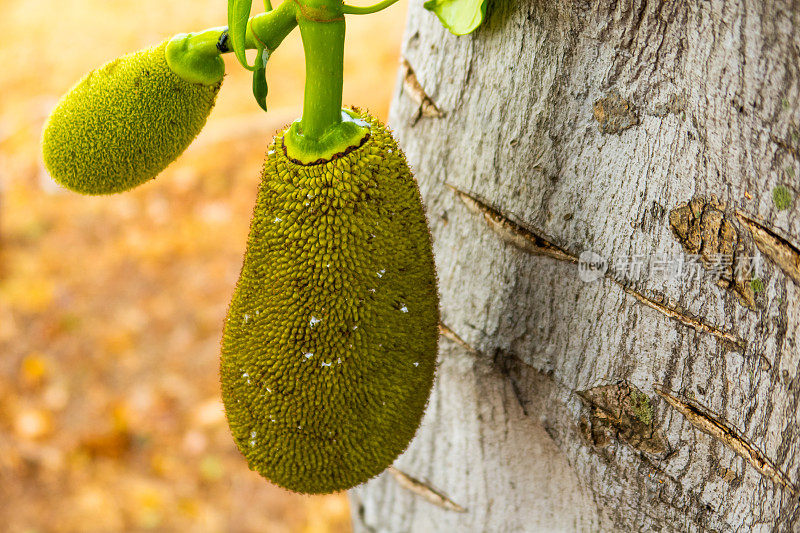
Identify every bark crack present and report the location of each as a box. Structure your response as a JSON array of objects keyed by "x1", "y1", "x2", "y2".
[
  {"x1": 450, "y1": 185, "x2": 747, "y2": 352},
  {"x1": 438, "y1": 322, "x2": 479, "y2": 355},
  {"x1": 448, "y1": 184, "x2": 577, "y2": 263},
  {"x1": 387, "y1": 466, "x2": 467, "y2": 512},
  {"x1": 592, "y1": 90, "x2": 640, "y2": 134},
  {"x1": 577, "y1": 382, "x2": 667, "y2": 454},
  {"x1": 736, "y1": 211, "x2": 800, "y2": 286},
  {"x1": 769, "y1": 133, "x2": 799, "y2": 160},
  {"x1": 668, "y1": 196, "x2": 756, "y2": 309},
  {"x1": 623, "y1": 288, "x2": 746, "y2": 352},
  {"x1": 654, "y1": 387, "x2": 798, "y2": 497},
  {"x1": 400, "y1": 57, "x2": 444, "y2": 119}
]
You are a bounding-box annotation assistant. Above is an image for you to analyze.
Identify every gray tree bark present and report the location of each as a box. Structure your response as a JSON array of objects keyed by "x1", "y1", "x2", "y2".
[{"x1": 350, "y1": 0, "x2": 800, "y2": 531}]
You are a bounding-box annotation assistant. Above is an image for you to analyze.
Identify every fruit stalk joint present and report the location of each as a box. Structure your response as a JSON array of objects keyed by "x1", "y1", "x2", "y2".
[
  {"x1": 166, "y1": 1, "x2": 298, "y2": 84},
  {"x1": 286, "y1": 0, "x2": 369, "y2": 161}
]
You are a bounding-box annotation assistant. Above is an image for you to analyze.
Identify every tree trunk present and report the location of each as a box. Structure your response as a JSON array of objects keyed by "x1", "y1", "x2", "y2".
[{"x1": 350, "y1": 0, "x2": 800, "y2": 531}]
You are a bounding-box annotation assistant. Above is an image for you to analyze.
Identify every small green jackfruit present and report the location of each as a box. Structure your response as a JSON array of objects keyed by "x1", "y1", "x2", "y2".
[
  {"x1": 221, "y1": 110, "x2": 439, "y2": 494},
  {"x1": 42, "y1": 41, "x2": 221, "y2": 195}
]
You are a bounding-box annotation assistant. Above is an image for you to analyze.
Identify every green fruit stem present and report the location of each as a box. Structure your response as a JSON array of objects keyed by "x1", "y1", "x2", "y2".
[
  {"x1": 297, "y1": 3, "x2": 345, "y2": 142},
  {"x1": 281, "y1": 0, "x2": 372, "y2": 162},
  {"x1": 171, "y1": 0, "x2": 401, "y2": 158},
  {"x1": 248, "y1": 0, "x2": 298, "y2": 50},
  {"x1": 169, "y1": 0, "x2": 297, "y2": 82},
  {"x1": 166, "y1": 29, "x2": 227, "y2": 85}
]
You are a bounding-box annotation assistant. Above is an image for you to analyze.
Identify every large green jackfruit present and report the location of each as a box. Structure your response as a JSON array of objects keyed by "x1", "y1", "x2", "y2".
[
  {"x1": 42, "y1": 41, "x2": 221, "y2": 195},
  {"x1": 221, "y1": 110, "x2": 439, "y2": 494}
]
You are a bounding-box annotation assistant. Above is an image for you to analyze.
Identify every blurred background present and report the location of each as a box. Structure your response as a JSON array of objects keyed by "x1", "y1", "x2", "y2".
[{"x1": 0, "y1": 0, "x2": 408, "y2": 530}]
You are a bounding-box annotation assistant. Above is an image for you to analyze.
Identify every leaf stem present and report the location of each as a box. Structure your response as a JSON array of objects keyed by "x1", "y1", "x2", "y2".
[{"x1": 342, "y1": 0, "x2": 400, "y2": 15}]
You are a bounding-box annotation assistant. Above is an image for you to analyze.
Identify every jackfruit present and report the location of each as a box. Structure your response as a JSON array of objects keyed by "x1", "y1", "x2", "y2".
[
  {"x1": 42, "y1": 41, "x2": 221, "y2": 195},
  {"x1": 221, "y1": 109, "x2": 439, "y2": 494}
]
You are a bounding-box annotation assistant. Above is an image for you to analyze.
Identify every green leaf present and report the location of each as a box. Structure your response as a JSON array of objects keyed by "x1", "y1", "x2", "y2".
[
  {"x1": 252, "y1": 45, "x2": 270, "y2": 111},
  {"x1": 228, "y1": 0, "x2": 256, "y2": 70},
  {"x1": 423, "y1": 0, "x2": 487, "y2": 35}
]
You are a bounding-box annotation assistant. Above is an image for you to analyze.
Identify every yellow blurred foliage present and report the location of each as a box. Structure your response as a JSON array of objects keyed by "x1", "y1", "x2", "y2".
[
  {"x1": 20, "y1": 353, "x2": 49, "y2": 387},
  {"x1": 0, "y1": 276, "x2": 55, "y2": 314},
  {"x1": 14, "y1": 405, "x2": 54, "y2": 440}
]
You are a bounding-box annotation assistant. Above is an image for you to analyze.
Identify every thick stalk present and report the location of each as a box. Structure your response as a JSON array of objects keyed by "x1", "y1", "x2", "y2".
[
  {"x1": 283, "y1": 0, "x2": 368, "y2": 163},
  {"x1": 296, "y1": 10, "x2": 345, "y2": 140},
  {"x1": 172, "y1": 0, "x2": 369, "y2": 160}
]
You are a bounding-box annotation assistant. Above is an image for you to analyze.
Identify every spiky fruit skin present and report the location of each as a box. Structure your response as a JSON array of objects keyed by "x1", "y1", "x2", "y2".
[
  {"x1": 41, "y1": 42, "x2": 220, "y2": 195},
  {"x1": 221, "y1": 110, "x2": 439, "y2": 494}
]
